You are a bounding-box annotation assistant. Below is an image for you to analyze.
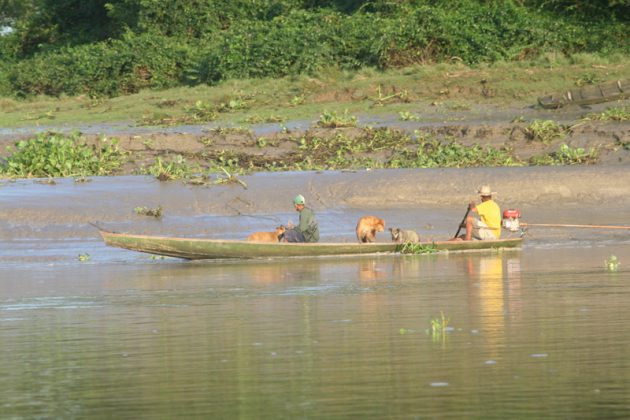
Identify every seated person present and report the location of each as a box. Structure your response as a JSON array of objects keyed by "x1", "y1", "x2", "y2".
[
  {"x1": 465, "y1": 185, "x2": 501, "y2": 241},
  {"x1": 284, "y1": 194, "x2": 320, "y2": 243}
]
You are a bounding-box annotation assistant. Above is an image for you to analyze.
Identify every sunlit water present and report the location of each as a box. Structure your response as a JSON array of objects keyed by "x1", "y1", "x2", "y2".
[
  {"x1": 2, "y1": 172, "x2": 630, "y2": 417},
  {"x1": 2, "y1": 243, "x2": 630, "y2": 418}
]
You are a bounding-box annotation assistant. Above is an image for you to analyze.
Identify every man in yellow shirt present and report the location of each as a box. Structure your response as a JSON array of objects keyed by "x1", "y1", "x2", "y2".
[{"x1": 465, "y1": 185, "x2": 501, "y2": 241}]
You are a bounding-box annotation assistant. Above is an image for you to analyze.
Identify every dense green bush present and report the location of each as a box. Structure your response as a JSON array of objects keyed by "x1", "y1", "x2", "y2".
[
  {"x1": 0, "y1": 63, "x2": 12, "y2": 96},
  {"x1": 2, "y1": 0, "x2": 628, "y2": 97},
  {"x1": 10, "y1": 32, "x2": 199, "y2": 97},
  {"x1": 0, "y1": 133, "x2": 125, "y2": 178}
]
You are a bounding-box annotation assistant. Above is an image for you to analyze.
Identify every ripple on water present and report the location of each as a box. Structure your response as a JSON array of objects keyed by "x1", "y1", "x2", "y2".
[{"x1": 0, "y1": 297, "x2": 102, "y2": 311}]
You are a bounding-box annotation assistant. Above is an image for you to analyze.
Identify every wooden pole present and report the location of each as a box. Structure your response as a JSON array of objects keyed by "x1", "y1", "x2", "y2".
[
  {"x1": 453, "y1": 206, "x2": 471, "y2": 238},
  {"x1": 522, "y1": 223, "x2": 630, "y2": 230}
]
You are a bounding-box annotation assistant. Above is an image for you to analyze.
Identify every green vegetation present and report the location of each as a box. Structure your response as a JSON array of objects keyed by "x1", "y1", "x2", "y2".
[
  {"x1": 0, "y1": 1, "x2": 627, "y2": 98},
  {"x1": 583, "y1": 106, "x2": 630, "y2": 122},
  {"x1": 529, "y1": 144, "x2": 598, "y2": 165},
  {"x1": 0, "y1": 127, "x2": 608, "y2": 180},
  {"x1": 524, "y1": 119, "x2": 567, "y2": 143},
  {"x1": 140, "y1": 100, "x2": 218, "y2": 126},
  {"x1": 371, "y1": 85, "x2": 410, "y2": 107},
  {"x1": 605, "y1": 255, "x2": 620, "y2": 272},
  {"x1": 392, "y1": 139, "x2": 519, "y2": 168},
  {"x1": 134, "y1": 206, "x2": 163, "y2": 218},
  {"x1": 209, "y1": 126, "x2": 253, "y2": 136},
  {"x1": 397, "y1": 242, "x2": 437, "y2": 254},
  {"x1": 143, "y1": 155, "x2": 197, "y2": 181},
  {"x1": 0, "y1": 55, "x2": 627, "y2": 129},
  {"x1": 0, "y1": 133, "x2": 124, "y2": 178},
  {"x1": 78, "y1": 253, "x2": 91, "y2": 262},
  {"x1": 430, "y1": 311, "x2": 450, "y2": 336},
  {"x1": 244, "y1": 114, "x2": 285, "y2": 124},
  {"x1": 399, "y1": 111, "x2": 422, "y2": 122},
  {"x1": 317, "y1": 110, "x2": 358, "y2": 128},
  {"x1": 214, "y1": 168, "x2": 248, "y2": 189}
]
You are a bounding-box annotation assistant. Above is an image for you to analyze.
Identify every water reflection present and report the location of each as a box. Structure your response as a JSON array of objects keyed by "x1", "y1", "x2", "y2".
[
  {"x1": 100, "y1": 259, "x2": 324, "y2": 291},
  {"x1": 464, "y1": 253, "x2": 523, "y2": 357},
  {"x1": 4, "y1": 247, "x2": 630, "y2": 418}
]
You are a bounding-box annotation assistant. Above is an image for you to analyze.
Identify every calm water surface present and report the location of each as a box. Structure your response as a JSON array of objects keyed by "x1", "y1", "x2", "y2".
[{"x1": 2, "y1": 242, "x2": 630, "y2": 418}]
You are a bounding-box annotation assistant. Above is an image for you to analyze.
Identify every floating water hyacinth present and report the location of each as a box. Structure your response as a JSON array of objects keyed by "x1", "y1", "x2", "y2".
[
  {"x1": 430, "y1": 311, "x2": 450, "y2": 336},
  {"x1": 605, "y1": 255, "x2": 620, "y2": 272}
]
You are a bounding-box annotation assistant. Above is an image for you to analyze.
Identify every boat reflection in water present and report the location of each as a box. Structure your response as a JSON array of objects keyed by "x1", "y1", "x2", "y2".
[{"x1": 464, "y1": 253, "x2": 523, "y2": 357}]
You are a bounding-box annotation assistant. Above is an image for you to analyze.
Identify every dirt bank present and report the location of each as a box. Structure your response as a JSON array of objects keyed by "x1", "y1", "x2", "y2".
[{"x1": 1, "y1": 99, "x2": 629, "y2": 174}]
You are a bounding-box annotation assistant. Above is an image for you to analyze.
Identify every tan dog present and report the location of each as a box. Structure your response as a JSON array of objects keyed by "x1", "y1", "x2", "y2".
[
  {"x1": 356, "y1": 216, "x2": 385, "y2": 243},
  {"x1": 389, "y1": 227, "x2": 420, "y2": 243},
  {"x1": 247, "y1": 225, "x2": 286, "y2": 242}
]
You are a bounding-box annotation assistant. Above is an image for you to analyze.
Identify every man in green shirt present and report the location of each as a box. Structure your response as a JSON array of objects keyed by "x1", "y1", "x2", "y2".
[{"x1": 284, "y1": 194, "x2": 320, "y2": 243}]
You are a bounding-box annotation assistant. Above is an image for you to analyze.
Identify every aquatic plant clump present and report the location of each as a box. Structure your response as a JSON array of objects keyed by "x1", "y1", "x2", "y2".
[
  {"x1": 605, "y1": 255, "x2": 620, "y2": 272},
  {"x1": 430, "y1": 312, "x2": 450, "y2": 336},
  {"x1": 134, "y1": 206, "x2": 163, "y2": 218},
  {"x1": 143, "y1": 155, "x2": 198, "y2": 181},
  {"x1": 529, "y1": 144, "x2": 598, "y2": 165},
  {"x1": 317, "y1": 110, "x2": 358, "y2": 128},
  {"x1": 391, "y1": 139, "x2": 519, "y2": 169},
  {"x1": 583, "y1": 106, "x2": 630, "y2": 122},
  {"x1": 524, "y1": 120, "x2": 566, "y2": 143},
  {"x1": 0, "y1": 133, "x2": 125, "y2": 178},
  {"x1": 397, "y1": 242, "x2": 437, "y2": 255}
]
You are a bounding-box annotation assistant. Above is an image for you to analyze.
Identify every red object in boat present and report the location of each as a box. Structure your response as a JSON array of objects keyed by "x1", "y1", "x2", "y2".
[
  {"x1": 502, "y1": 209, "x2": 521, "y2": 231},
  {"x1": 503, "y1": 209, "x2": 521, "y2": 219}
]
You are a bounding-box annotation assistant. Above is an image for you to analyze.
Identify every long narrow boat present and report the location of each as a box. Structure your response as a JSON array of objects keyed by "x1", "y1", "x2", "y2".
[
  {"x1": 537, "y1": 79, "x2": 629, "y2": 109},
  {"x1": 97, "y1": 228, "x2": 522, "y2": 260}
]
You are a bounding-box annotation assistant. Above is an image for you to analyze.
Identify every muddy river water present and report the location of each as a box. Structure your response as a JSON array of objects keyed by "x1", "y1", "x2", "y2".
[{"x1": 2, "y1": 167, "x2": 630, "y2": 418}]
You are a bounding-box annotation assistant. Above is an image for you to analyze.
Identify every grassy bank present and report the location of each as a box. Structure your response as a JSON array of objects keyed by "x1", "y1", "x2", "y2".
[
  {"x1": 0, "y1": 54, "x2": 628, "y2": 129},
  {"x1": 0, "y1": 127, "x2": 605, "y2": 180}
]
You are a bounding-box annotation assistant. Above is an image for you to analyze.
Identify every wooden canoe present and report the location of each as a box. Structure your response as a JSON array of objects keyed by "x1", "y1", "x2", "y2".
[
  {"x1": 98, "y1": 229, "x2": 523, "y2": 260},
  {"x1": 538, "y1": 79, "x2": 629, "y2": 109}
]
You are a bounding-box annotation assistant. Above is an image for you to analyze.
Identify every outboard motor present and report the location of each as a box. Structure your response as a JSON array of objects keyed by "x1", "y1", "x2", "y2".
[{"x1": 502, "y1": 209, "x2": 521, "y2": 232}]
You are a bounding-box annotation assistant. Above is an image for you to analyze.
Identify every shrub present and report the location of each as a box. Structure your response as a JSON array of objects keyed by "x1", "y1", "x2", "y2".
[
  {"x1": 4, "y1": 2, "x2": 629, "y2": 97},
  {"x1": 0, "y1": 133, "x2": 125, "y2": 178},
  {"x1": 143, "y1": 155, "x2": 198, "y2": 181},
  {"x1": 10, "y1": 32, "x2": 199, "y2": 97}
]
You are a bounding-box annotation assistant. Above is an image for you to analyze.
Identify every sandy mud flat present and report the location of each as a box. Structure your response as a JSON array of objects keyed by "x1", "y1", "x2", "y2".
[
  {"x1": 1, "y1": 99, "x2": 629, "y2": 173},
  {"x1": 1, "y1": 165, "x2": 629, "y2": 246}
]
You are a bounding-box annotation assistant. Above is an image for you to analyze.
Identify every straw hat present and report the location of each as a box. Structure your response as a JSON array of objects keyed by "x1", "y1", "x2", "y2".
[{"x1": 477, "y1": 185, "x2": 496, "y2": 196}]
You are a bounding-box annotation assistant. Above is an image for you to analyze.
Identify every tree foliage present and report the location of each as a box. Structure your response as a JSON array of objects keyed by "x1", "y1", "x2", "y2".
[{"x1": 1, "y1": 0, "x2": 628, "y2": 97}]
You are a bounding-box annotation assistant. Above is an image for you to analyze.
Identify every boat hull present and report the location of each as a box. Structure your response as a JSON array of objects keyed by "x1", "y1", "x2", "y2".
[
  {"x1": 98, "y1": 230, "x2": 523, "y2": 260},
  {"x1": 538, "y1": 79, "x2": 629, "y2": 109}
]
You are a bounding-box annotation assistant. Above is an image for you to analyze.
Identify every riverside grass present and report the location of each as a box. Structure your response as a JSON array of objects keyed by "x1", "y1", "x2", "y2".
[
  {"x1": 0, "y1": 133, "x2": 125, "y2": 178},
  {"x1": 0, "y1": 130, "x2": 598, "y2": 180},
  {"x1": 0, "y1": 55, "x2": 628, "y2": 129}
]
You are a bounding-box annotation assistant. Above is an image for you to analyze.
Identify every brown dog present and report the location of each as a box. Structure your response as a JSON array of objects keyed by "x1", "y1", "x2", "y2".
[
  {"x1": 247, "y1": 225, "x2": 286, "y2": 242},
  {"x1": 356, "y1": 216, "x2": 385, "y2": 243}
]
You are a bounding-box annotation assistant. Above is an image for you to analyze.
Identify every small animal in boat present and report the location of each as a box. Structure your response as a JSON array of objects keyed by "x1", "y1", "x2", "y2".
[
  {"x1": 389, "y1": 227, "x2": 420, "y2": 243},
  {"x1": 247, "y1": 225, "x2": 286, "y2": 242},
  {"x1": 356, "y1": 216, "x2": 385, "y2": 243}
]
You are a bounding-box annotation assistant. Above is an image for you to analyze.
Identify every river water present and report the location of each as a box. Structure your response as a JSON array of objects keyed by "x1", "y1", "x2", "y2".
[{"x1": 2, "y1": 169, "x2": 630, "y2": 418}]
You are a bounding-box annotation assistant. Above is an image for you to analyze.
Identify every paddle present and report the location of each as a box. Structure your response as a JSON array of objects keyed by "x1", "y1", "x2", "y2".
[
  {"x1": 522, "y1": 223, "x2": 630, "y2": 230},
  {"x1": 453, "y1": 205, "x2": 471, "y2": 239}
]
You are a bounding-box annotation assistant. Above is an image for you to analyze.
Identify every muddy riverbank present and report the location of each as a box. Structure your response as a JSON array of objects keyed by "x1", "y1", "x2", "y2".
[{"x1": 1, "y1": 99, "x2": 629, "y2": 175}]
